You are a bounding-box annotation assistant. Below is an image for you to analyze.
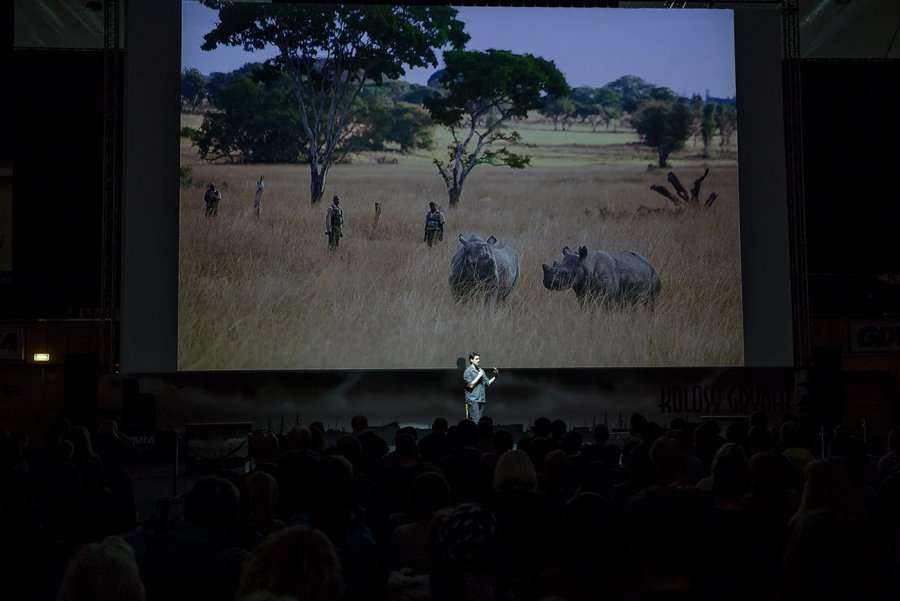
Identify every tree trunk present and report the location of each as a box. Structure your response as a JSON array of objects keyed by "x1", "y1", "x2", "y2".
[
  {"x1": 658, "y1": 152, "x2": 668, "y2": 169},
  {"x1": 448, "y1": 186, "x2": 462, "y2": 207},
  {"x1": 310, "y1": 164, "x2": 328, "y2": 205}
]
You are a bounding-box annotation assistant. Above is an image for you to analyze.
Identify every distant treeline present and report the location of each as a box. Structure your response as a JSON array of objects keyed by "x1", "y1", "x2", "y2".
[{"x1": 181, "y1": 63, "x2": 736, "y2": 166}]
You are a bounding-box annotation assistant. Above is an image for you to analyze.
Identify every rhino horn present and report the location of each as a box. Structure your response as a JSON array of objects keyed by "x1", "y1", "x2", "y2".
[
  {"x1": 458, "y1": 233, "x2": 466, "y2": 244},
  {"x1": 563, "y1": 246, "x2": 575, "y2": 257}
]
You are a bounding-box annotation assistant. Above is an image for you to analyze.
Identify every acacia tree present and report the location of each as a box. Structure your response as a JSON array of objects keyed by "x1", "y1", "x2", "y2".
[
  {"x1": 181, "y1": 68, "x2": 207, "y2": 112},
  {"x1": 200, "y1": 2, "x2": 467, "y2": 204},
  {"x1": 632, "y1": 99, "x2": 692, "y2": 168},
  {"x1": 424, "y1": 49, "x2": 569, "y2": 206}
]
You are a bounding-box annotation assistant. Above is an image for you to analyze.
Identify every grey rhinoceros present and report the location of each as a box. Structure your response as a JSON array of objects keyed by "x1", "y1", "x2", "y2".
[
  {"x1": 542, "y1": 246, "x2": 661, "y2": 308},
  {"x1": 450, "y1": 234, "x2": 520, "y2": 302}
]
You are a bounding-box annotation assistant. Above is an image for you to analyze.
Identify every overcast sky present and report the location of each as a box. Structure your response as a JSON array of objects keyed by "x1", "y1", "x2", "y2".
[{"x1": 182, "y1": 2, "x2": 736, "y2": 98}]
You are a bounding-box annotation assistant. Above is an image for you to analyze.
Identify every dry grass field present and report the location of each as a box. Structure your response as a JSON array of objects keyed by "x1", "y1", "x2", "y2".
[{"x1": 178, "y1": 117, "x2": 743, "y2": 369}]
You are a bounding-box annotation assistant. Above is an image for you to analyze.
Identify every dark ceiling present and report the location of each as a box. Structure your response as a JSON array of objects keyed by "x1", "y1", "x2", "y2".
[{"x1": 13, "y1": 0, "x2": 900, "y2": 59}]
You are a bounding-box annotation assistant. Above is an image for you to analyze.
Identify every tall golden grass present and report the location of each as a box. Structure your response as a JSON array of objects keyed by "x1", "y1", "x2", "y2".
[{"x1": 178, "y1": 130, "x2": 743, "y2": 370}]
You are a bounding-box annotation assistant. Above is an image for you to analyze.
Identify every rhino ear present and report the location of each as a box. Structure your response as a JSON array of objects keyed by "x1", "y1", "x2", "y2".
[
  {"x1": 487, "y1": 235, "x2": 497, "y2": 245},
  {"x1": 562, "y1": 246, "x2": 574, "y2": 256},
  {"x1": 578, "y1": 246, "x2": 588, "y2": 260},
  {"x1": 458, "y1": 233, "x2": 466, "y2": 245}
]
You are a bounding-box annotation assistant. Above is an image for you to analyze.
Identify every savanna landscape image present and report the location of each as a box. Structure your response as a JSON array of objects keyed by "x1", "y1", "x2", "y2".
[{"x1": 178, "y1": 2, "x2": 742, "y2": 370}]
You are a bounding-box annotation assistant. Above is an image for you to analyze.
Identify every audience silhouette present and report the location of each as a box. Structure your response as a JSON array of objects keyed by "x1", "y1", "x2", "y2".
[{"x1": 5, "y1": 409, "x2": 900, "y2": 601}]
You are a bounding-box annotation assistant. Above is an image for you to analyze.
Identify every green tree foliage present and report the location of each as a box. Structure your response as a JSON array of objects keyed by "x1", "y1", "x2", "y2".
[
  {"x1": 194, "y1": 72, "x2": 305, "y2": 163},
  {"x1": 424, "y1": 49, "x2": 569, "y2": 206},
  {"x1": 606, "y1": 75, "x2": 656, "y2": 113},
  {"x1": 200, "y1": 2, "x2": 468, "y2": 204},
  {"x1": 542, "y1": 97, "x2": 575, "y2": 130},
  {"x1": 715, "y1": 104, "x2": 738, "y2": 149},
  {"x1": 632, "y1": 98, "x2": 693, "y2": 168},
  {"x1": 348, "y1": 97, "x2": 434, "y2": 153},
  {"x1": 181, "y1": 68, "x2": 207, "y2": 112},
  {"x1": 205, "y1": 63, "x2": 265, "y2": 106},
  {"x1": 701, "y1": 103, "x2": 717, "y2": 156}
]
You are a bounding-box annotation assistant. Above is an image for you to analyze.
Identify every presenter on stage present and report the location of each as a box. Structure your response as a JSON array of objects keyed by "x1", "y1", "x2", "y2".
[{"x1": 463, "y1": 352, "x2": 497, "y2": 422}]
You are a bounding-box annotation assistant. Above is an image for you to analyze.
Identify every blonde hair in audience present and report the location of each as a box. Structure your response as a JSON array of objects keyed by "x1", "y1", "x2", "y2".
[
  {"x1": 236, "y1": 525, "x2": 343, "y2": 601},
  {"x1": 57, "y1": 536, "x2": 145, "y2": 601},
  {"x1": 494, "y1": 448, "x2": 538, "y2": 492}
]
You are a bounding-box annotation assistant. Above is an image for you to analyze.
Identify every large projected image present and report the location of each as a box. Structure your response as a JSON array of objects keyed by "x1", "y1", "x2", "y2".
[{"x1": 179, "y1": 3, "x2": 741, "y2": 370}]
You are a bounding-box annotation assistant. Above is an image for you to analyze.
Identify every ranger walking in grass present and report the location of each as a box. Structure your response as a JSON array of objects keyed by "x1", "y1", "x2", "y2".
[
  {"x1": 325, "y1": 195, "x2": 344, "y2": 249},
  {"x1": 253, "y1": 176, "x2": 264, "y2": 217},
  {"x1": 423, "y1": 202, "x2": 445, "y2": 247},
  {"x1": 204, "y1": 183, "x2": 221, "y2": 217}
]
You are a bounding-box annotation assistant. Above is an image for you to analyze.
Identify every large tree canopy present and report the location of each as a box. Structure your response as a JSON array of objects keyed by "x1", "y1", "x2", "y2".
[
  {"x1": 181, "y1": 68, "x2": 207, "y2": 112},
  {"x1": 194, "y1": 72, "x2": 304, "y2": 164},
  {"x1": 424, "y1": 49, "x2": 569, "y2": 206},
  {"x1": 200, "y1": 2, "x2": 468, "y2": 204},
  {"x1": 632, "y1": 99, "x2": 693, "y2": 168}
]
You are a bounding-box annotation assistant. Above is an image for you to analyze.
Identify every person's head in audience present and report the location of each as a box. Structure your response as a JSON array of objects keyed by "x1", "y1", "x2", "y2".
[
  {"x1": 97, "y1": 419, "x2": 121, "y2": 437},
  {"x1": 431, "y1": 503, "x2": 508, "y2": 601},
  {"x1": 184, "y1": 476, "x2": 240, "y2": 533},
  {"x1": 357, "y1": 429, "x2": 389, "y2": 460},
  {"x1": 778, "y1": 508, "x2": 871, "y2": 601},
  {"x1": 629, "y1": 412, "x2": 647, "y2": 437},
  {"x1": 285, "y1": 426, "x2": 311, "y2": 452},
  {"x1": 246, "y1": 470, "x2": 279, "y2": 524},
  {"x1": 397, "y1": 425, "x2": 418, "y2": 442},
  {"x1": 625, "y1": 486, "x2": 702, "y2": 591},
  {"x1": 711, "y1": 442, "x2": 750, "y2": 506},
  {"x1": 828, "y1": 430, "x2": 866, "y2": 480},
  {"x1": 395, "y1": 433, "x2": 418, "y2": 462},
  {"x1": 797, "y1": 459, "x2": 865, "y2": 525},
  {"x1": 543, "y1": 449, "x2": 572, "y2": 490},
  {"x1": 216, "y1": 469, "x2": 250, "y2": 520},
  {"x1": 649, "y1": 435, "x2": 688, "y2": 486},
  {"x1": 563, "y1": 492, "x2": 616, "y2": 559},
  {"x1": 250, "y1": 431, "x2": 280, "y2": 466},
  {"x1": 68, "y1": 425, "x2": 96, "y2": 458},
  {"x1": 725, "y1": 421, "x2": 749, "y2": 450},
  {"x1": 669, "y1": 417, "x2": 688, "y2": 432},
  {"x1": 56, "y1": 536, "x2": 145, "y2": 601},
  {"x1": 532, "y1": 417, "x2": 552, "y2": 438},
  {"x1": 236, "y1": 525, "x2": 343, "y2": 601},
  {"x1": 431, "y1": 417, "x2": 449, "y2": 435},
  {"x1": 406, "y1": 470, "x2": 452, "y2": 520},
  {"x1": 350, "y1": 415, "x2": 368, "y2": 433},
  {"x1": 665, "y1": 428, "x2": 691, "y2": 452},
  {"x1": 311, "y1": 455, "x2": 356, "y2": 517},
  {"x1": 491, "y1": 429, "x2": 514, "y2": 455},
  {"x1": 456, "y1": 419, "x2": 478, "y2": 447},
  {"x1": 748, "y1": 424, "x2": 775, "y2": 454},
  {"x1": 525, "y1": 435, "x2": 555, "y2": 473},
  {"x1": 334, "y1": 434, "x2": 362, "y2": 465},
  {"x1": 593, "y1": 423, "x2": 610, "y2": 445},
  {"x1": 779, "y1": 420, "x2": 807, "y2": 449},
  {"x1": 54, "y1": 439, "x2": 75, "y2": 460},
  {"x1": 561, "y1": 430, "x2": 583, "y2": 456},
  {"x1": 749, "y1": 410, "x2": 768, "y2": 429},
  {"x1": 494, "y1": 449, "x2": 538, "y2": 493},
  {"x1": 579, "y1": 460, "x2": 615, "y2": 495},
  {"x1": 45, "y1": 416, "x2": 72, "y2": 447},
  {"x1": 550, "y1": 419, "x2": 567, "y2": 441},
  {"x1": 744, "y1": 452, "x2": 797, "y2": 517},
  {"x1": 886, "y1": 426, "x2": 900, "y2": 456},
  {"x1": 477, "y1": 417, "x2": 494, "y2": 442},
  {"x1": 309, "y1": 423, "x2": 327, "y2": 452}
]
